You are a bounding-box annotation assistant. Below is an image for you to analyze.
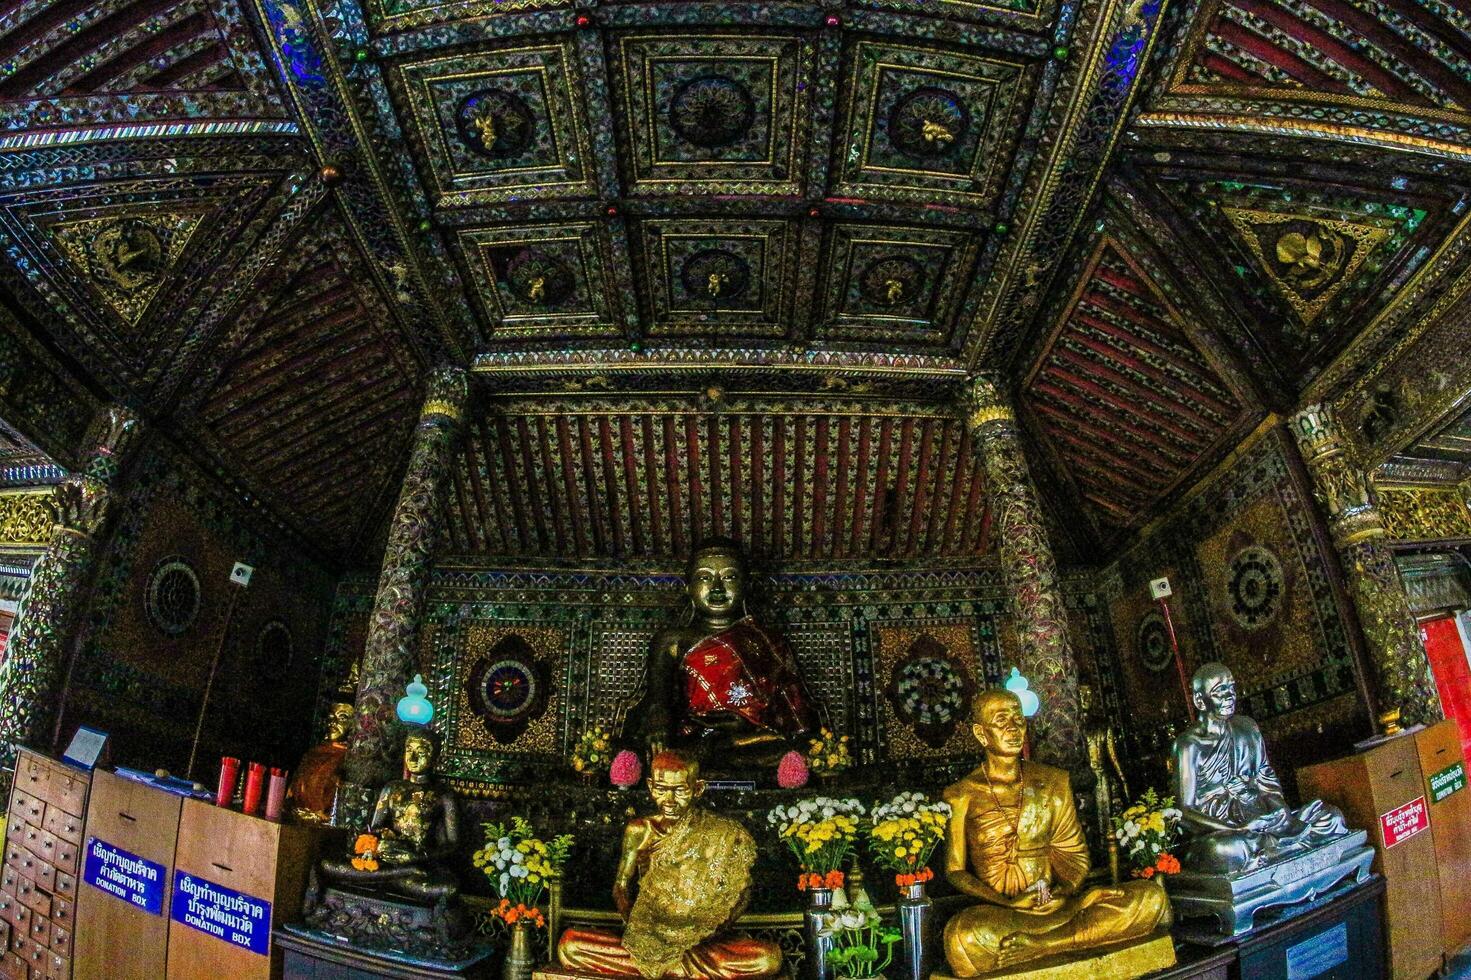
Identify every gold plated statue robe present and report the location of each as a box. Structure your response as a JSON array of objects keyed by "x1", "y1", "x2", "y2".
[
  {"x1": 557, "y1": 752, "x2": 781, "y2": 980},
  {"x1": 942, "y1": 690, "x2": 1172, "y2": 977}
]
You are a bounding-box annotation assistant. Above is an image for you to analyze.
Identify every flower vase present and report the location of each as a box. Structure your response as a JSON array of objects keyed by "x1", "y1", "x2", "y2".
[
  {"x1": 502, "y1": 916, "x2": 537, "y2": 980},
  {"x1": 896, "y1": 880, "x2": 931, "y2": 980},
  {"x1": 804, "y1": 887, "x2": 835, "y2": 980}
]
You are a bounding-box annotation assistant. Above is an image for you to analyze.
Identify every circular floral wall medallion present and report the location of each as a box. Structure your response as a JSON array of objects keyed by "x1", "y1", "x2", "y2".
[
  {"x1": 887, "y1": 87, "x2": 971, "y2": 159},
  {"x1": 668, "y1": 74, "x2": 756, "y2": 149},
  {"x1": 146, "y1": 557, "x2": 201, "y2": 637},
  {"x1": 885, "y1": 634, "x2": 975, "y2": 748},
  {"x1": 1226, "y1": 545, "x2": 1285, "y2": 630},
  {"x1": 505, "y1": 248, "x2": 574, "y2": 307},
  {"x1": 256, "y1": 619, "x2": 294, "y2": 682},
  {"x1": 456, "y1": 89, "x2": 536, "y2": 159},
  {"x1": 680, "y1": 249, "x2": 750, "y2": 303},
  {"x1": 859, "y1": 256, "x2": 927, "y2": 308},
  {"x1": 1136, "y1": 610, "x2": 1172, "y2": 672},
  {"x1": 465, "y1": 634, "x2": 550, "y2": 744}
]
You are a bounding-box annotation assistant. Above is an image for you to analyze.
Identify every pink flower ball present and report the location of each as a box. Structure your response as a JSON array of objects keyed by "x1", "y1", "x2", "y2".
[
  {"x1": 777, "y1": 750, "x2": 809, "y2": 789},
  {"x1": 610, "y1": 749, "x2": 643, "y2": 788}
]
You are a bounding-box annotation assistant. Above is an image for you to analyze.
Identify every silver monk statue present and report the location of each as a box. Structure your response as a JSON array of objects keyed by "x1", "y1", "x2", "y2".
[{"x1": 1167, "y1": 663, "x2": 1373, "y2": 935}]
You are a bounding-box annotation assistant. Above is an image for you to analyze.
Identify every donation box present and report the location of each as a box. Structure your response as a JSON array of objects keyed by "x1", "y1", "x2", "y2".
[
  {"x1": 74, "y1": 769, "x2": 183, "y2": 980},
  {"x1": 166, "y1": 798, "x2": 319, "y2": 980},
  {"x1": 1414, "y1": 718, "x2": 1471, "y2": 955}
]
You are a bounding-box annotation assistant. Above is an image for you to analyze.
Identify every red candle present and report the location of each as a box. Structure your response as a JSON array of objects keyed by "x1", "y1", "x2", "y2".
[
  {"x1": 217, "y1": 757, "x2": 241, "y2": 807},
  {"x1": 242, "y1": 761, "x2": 266, "y2": 815},
  {"x1": 265, "y1": 767, "x2": 288, "y2": 822}
]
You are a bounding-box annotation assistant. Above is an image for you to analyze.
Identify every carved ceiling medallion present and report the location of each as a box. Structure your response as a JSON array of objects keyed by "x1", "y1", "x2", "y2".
[
  {"x1": 50, "y1": 213, "x2": 204, "y2": 328},
  {"x1": 668, "y1": 74, "x2": 757, "y2": 149},
  {"x1": 505, "y1": 248, "x2": 574, "y2": 308},
  {"x1": 680, "y1": 249, "x2": 751, "y2": 305},
  {"x1": 456, "y1": 89, "x2": 537, "y2": 159},
  {"x1": 887, "y1": 87, "x2": 971, "y2": 159},
  {"x1": 859, "y1": 256, "x2": 928, "y2": 308},
  {"x1": 1220, "y1": 208, "x2": 1392, "y2": 327}
]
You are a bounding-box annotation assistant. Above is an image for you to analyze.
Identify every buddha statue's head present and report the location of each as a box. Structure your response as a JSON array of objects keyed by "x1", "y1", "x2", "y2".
[
  {"x1": 647, "y1": 750, "x2": 705, "y2": 819},
  {"x1": 687, "y1": 537, "x2": 746, "y2": 625},
  {"x1": 403, "y1": 729, "x2": 438, "y2": 781},
  {"x1": 1191, "y1": 663, "x2": 1237, "y2": 721},
  {"x1": 1077, "y1": 683, "x2": 1094, "y2": 715},
  {"x1": 325, "y1": 702, "x2": 355, "y2": 743},
  {"x1": 970, "y1": 689, "x2": 1027, "y2": 760}
]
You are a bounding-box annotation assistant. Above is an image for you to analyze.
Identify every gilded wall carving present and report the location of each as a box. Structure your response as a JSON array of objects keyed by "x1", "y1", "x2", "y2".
[{"x1": 1376, "y1": 486, "x2": 1471, "y2": 542}]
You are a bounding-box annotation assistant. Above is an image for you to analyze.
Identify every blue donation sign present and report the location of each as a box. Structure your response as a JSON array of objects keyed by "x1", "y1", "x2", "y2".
[
  {"x1": 170, "y1": 872, "x2": 272, "y2": 955},
  {"x1": 82, "y1": 838, "x2": 165, "y2": 915}
]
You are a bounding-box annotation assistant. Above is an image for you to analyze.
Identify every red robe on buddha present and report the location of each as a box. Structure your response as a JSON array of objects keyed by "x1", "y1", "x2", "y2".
[{"x1": 677, "y1": 618, "x2": 815, "y2": 738}]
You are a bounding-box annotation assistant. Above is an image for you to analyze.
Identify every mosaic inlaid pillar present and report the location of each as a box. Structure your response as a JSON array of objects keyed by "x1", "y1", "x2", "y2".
[
  {"x1": 962, "y1": 375, "x2": 1086, "y2": 779},
  {"x1": 0, "y1": 407, "x2": 141, "y2": 778},
  {"x1": 342, "y1": 367, "x2": 467, "y2": 806},
  {"x1": 1291, "y1": 404, "x2": 1441, "y2": 730}
]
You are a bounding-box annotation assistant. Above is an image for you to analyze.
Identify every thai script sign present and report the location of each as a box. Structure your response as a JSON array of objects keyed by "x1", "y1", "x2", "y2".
[
  {"x1": 82, "y1": 838, "x2": 165, "y2": 915},
  {"x1": 1379, "y1": 796, "x2": 1429, "y2": 848},
  {"x1": 1429, "y1": 761, "x2": 1466, "y2": 804},
  {"x1": 169, "y1": 872, "x2": 271, "y2": 955}
]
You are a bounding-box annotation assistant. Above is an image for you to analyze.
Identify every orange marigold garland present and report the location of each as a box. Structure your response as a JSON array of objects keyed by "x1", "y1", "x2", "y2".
[
  {"x1": 894, "y1": 866, "x2": 935, "y2": 888},
  {"x1": 351, "y1": 833, "x2": 380, "y2": 872},
  {"x1": 797, "y1": 869, "x2": 847, "y2": 891},
  {"x1": 492, "y1": 898, "x2": 547, "y2": 929}
]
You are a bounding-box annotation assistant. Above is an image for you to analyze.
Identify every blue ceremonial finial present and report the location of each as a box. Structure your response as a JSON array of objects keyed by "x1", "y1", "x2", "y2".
[
  {"x1": 396, "y1": 674, "x2": 435, "y2": 726},
  {"x1": 1005, "y1": 668, "x2": 1040, "y2": 718}
]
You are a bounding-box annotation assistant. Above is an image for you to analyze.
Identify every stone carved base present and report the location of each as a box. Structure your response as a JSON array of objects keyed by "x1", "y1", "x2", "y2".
[
  {"x1": 930, "y1": 929, "x2": 1175, "y2": 980},
  {"x1": 302, "y1": 876, "x2": 475, "y2": 962},
  {"x1": 1165, "y1": 831, "x2": 1375, "y2": 938}
]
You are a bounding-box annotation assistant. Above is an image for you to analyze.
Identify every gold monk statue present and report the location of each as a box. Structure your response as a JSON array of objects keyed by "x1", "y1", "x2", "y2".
[
  {"x1": 1174, "y1": 662, "x2": 1352, "y2": 873},
  {"x1": 289, "y1": 700, "x2": 354, "y2": 822},
  {"x1": 942, "y1": 690, "x2": 1171, "y2": 976},
  {"x1": 557, "y1": 751, "x2": 782, "y2": 979},
  {"x1": 632, "y1": 538, "x2": 817, "y2": 769},
  {"x1": 315, "y1": 729, "x2": 462, "y2": 903}
]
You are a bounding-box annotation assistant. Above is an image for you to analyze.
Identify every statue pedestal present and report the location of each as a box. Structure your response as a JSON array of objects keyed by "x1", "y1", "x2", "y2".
[
  {"x1": 1164, "y1": 831, "x2": 1374, "y2": 938},
  {"x1": 930, "y1": 929, "x2": 1175, "y2": 980},
  {"x1": 275, "y1": 922, "x2": 494, "y2": 978},
  {"x1": 302, "y1": 883, "x2": 474, "y2": 962}
]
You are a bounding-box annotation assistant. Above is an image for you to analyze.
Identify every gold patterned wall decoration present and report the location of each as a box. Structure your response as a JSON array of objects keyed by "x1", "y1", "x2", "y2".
[
  {"x1": 450, "y1": 622, "x2": 566, "y2": 756},
  {"x1": 1220, "y1": 207, "x2": 1392, "y2": 327},
  {"x1": 872, "y1": 621, "x2": 981, "y2": 759},
  {"x1": 0, "y1": 491, "x2": 52, "y2": 547},
  {"x1": 1376, "y1": 485, "x2": 1471, "y2": 542}
]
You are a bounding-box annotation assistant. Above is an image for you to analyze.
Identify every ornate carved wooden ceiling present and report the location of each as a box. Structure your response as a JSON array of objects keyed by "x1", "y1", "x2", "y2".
[{"x1": 0, "y1": 0, "x2": 1468, "y2": 563}]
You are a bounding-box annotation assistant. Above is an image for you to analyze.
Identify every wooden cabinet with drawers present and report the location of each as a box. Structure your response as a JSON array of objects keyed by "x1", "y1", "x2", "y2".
[{"x1": 0, "y1": 750, "x2": 91, "y2": 980}]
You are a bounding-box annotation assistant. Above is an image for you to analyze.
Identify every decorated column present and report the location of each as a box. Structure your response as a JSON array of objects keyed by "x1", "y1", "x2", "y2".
[
  {"x1": 341, "y1": 367, "x2": 468, "y2": 813},
  {"x1": 0, "y1": 406, "x2": 141, "y2": 777},
  {"x1": 962, "y1": 375, "x2": 1086, "y2": 779},
  {"x1": 1291, "y1": 404, "x2": 1441, "y2": 730}
]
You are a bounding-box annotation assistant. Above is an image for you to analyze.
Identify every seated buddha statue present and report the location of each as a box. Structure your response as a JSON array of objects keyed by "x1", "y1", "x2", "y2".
[
  {"x1": 557, "y1": 751, "x2": 782, "y2": 979},
  {"x1": 314, "y1": 729, "x2": 461, "y2": 904},
  {"x1": 288, "y1": 700, "x2": 354, "y2": 823},
  {"x1": 1173, "y1": 662, "x2": 1352, "y2": 874},
  {"x1": 942, "y1": 690, "x2": 1172, "y2": 977},
  {"x1": 631, "y1": 538, "x2": 817, "y2": 770}
]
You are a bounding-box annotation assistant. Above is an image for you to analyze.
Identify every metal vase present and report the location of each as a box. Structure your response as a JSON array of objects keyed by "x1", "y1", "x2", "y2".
[
  {"x1": 805, "y1": 886, "x2": 835, "y2": 980},
  {"x1": 502, "y1": 917, "x2": 537, "y2": 980},
  {"x1": 897, "y1": 880, "x2": 931, "y2": 980}
]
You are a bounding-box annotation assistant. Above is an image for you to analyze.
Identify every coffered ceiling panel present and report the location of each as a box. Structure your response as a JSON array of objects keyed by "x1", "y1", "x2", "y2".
[
  {"x1": 390, "y1": 40, "x2": 597, "y2": 207},
  {"x1": 446, "y1": 401, "x2": 989, "y2": 563},
  {"x1": 1023, "y1": 237, "x2": 1255, "y2": 537},
  {"x1": 610, "y1": 31, "x2": 814, "y2": 198}
]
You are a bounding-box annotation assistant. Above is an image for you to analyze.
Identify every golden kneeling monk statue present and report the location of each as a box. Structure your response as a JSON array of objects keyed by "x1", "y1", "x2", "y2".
[
  {"x1": 289, "y1": 700, "x2": 354, "y2": 823},
  {"x1": 942, "y1": 690, "x2": 1172, "y2": 977},
  {"x1": 557, "y1": 751, "x2": 781, "y2": 979}
]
